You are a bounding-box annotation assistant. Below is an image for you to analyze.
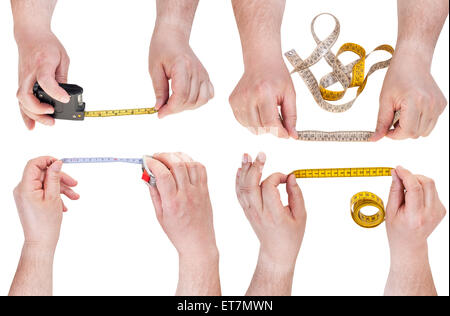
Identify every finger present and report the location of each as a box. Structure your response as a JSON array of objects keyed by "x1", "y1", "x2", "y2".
[
  {"x1": 241, "y1": 152, "x2": 265, "y2": 210},
  {"x1": 187, "y1": 70, "x2": 200, "y2": 107},
  {"x1": 371, "y1": 95, "x2": 395, "y2": 141},
  {"x1": 423, "y1": 118, "x2": 438, "y2": 137},
  {"x1": 144, "y1": 156, "x2": 177, "y2": 198},
  {"x1": 281, "y1": 87, "x2": 298, "y2": 139},
  {"x1": 61, "y1": 185, "x2": 80, "y2": 200},
  {"x1": 416, "y1": 175, "x2": 437, "y2": 209},
  {"x1": 18, "y1": 91, "x2": 55, "y2": 115},
  {"x1": 63, "y1": 201, "x2": 68, "y2": 213},
  {"x1": 153, "y1": 153, "x2": 190, "y2": 189},
  {"x1": 244, "y1": 152, "x2": 266, "y2": 185},
  {"x1": 148, "y1": 184, "x2": 164, "y2": 221},
  {"x1": 36, "y1": 65, "x2": 70, "y2": 103},
  {"x1": 160, "y1": 63, "x2": 190, "y2": 118},
  {"x1": 386, "y1": 169, "x2": 405, "y2": 218},
  {"x1": 55, "y1": 53, "x2": 70, "y2": 83},
  {"x1": 60, "y1": 172, "x2": 78, "y2": 187},
  {"x1": 286, "y1": 174, "x2": 306, "y2": 219},
  {"x1": 21, "y1": 107, "x2": 55, "y2": 126},
  {"x1": 240, "y1": 153, "x2": 253, "y2": 180},
  {"x1": 247, "y1": 106, "x2": 263, "y2": 135},
  {"x1": 258, "y1": 100, "x2": 289, "y2": 138},
  {"x1": 195, "y1": 81, "x2": 211, "y2": 108},
  {"x1": 208, "y1": 81, "x2": 214, "y2": 99},
  {"x1": 150, "y1": 64, "x2": 169, "y2": 110},
  {"x1": 21, "y1": 156, "x2": 58, "y2": 192},
  {"x1": 387, "y1": 103, "x2": 421, "y2": 140},
  {"x1": 44, "y1": 160, "x2": 63, "y2": 200},
  {"x1": 395, "y1": 166, "x2": 424, "y2": 211},
  {"x1": 20, "y1": 109, "x2": 35, "y2": 130},
  {"x1": 186, "y1": 162, "x2": 207, "y2": 186},
  {"x1": 261, "y1": 172, "x2": 288, "y2": 214}
]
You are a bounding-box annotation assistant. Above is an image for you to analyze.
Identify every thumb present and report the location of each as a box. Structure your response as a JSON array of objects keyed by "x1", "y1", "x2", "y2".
[
  {"x1": 386, "y1": 169, "x2": 405, "y2": 218},
  {"x1": 371, "y1": 95, "x2": 395, "y2": 141},
  {"x1": 286, "y1": 174, "x2": 306, "y2": 219},
  {"x1": 281, "y1": 87, "x2": 298, "y2": 139},
  {"x1": 44, "y1": 160, "x2": 63, "y2": 200},
  {"x1": 150, "y1": 65, "x2": 169, "y2": 110}
]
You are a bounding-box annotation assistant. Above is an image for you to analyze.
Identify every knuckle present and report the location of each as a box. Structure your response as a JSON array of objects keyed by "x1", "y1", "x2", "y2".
[
  {"x1": 409, "y1": 183, "x2": 422, "y2": 193},
  {"x1": 254, "y1": 81, "x2": 272, "y2": 95}
]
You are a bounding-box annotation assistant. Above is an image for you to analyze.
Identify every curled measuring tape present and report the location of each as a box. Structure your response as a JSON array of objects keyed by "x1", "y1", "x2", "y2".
[
  {"x1": 61, "y1": 156, "x2": 156, "y2": 186},
  {"x1": 34, "y1": 83, "x2": 157, "y2": 121},
  {"x1": 284, "y1": 13, "x2": 400, "y2": 141},
  {"x1": 292, "y1": 167, "x2": 392, "y2": 228}
]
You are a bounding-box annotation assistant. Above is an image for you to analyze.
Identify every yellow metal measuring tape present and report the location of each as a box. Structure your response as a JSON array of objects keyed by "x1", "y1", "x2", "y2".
[
  {"x1": 292, "y1": 167, "x2": 392, "y2": 228},
  {"x1": 285, "y1": 13, "x2": 400, "y2": 141},
  {"x1": 84, "y1": 107, "x2": 158, "y2": 117}
]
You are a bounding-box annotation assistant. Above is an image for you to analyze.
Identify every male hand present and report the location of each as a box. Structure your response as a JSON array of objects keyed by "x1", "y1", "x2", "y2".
[
  {"x1": 235, "y1": 152, "x2": 306, "y2": 269},
  {"x1": 149, "y1": 29, "x2": 214, "y2": 118},
  {"x1": 15, "y1": 31, "x2": 71, "y2": 129},
  {"x1": 386, "y1": 166, "x2": 446, "y2": 259},
  {"x1": 13, "y1": 157, "x2": 79, "y2": 252},
  {"x1": 372, "y1": 50, "x2": 447, "y2": 140},
  {"x1": 229, "y1": 61, "x2": 297, "y2": 139},
  {"x1": 144, "y1": 153, "x2": 218, "y2": 258}
]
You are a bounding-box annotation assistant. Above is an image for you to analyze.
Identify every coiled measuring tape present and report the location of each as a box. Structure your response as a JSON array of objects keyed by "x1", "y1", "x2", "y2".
[
  {"x1": 61, "y1": 156, "x2": 156, "y2": 186},
  {"x1": 285, "y1": 13, "x2": 400, "y2": 141},
  {"x1": 34, "y1": 83, "x2": 157, "y2": 121},
  {"x1": 292, "y1": 167, "x2": 392, "y2": 228}
]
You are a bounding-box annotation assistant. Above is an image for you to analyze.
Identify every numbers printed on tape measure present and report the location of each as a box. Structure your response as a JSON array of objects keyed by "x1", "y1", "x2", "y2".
[
  {"x1": 84, "y1": 107, "x2": 157, "y2": 117},
  {"x1": 61, "y1": 157, "x2": 143, "y2": 164},
  {"x1": 285, "y1": 13, "x2": 399, "y2": 142},
  {"x1": 292, "y1": 167, "x2": 392, "y2": 228}
]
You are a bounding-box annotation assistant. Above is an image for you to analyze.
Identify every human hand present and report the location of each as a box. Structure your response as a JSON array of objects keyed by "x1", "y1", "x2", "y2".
[
  {"x1": 386, "y1": 166, "x2": 446, "y2": 262},
  {"x1": 229, "y1": 58, "x2": 297, "y2": 139},
  {"x1": 15, "y1": 30, "x2": 71, "y2": 130},
  {"x1": 372, "y1": 47, "x2": 447, "y2": 140},
  {"x1": 149, "y1": 27, "x2": 214, "y2": 119},
  {"x1": 13, "y1": 157, "x2": 79, "y2": 252},
  {"x1": 144, "y1": 153, "x2": 218, "y2": 259},
  {"x1": 235, "y1": 153, "x2": 306, "y2": 270}
]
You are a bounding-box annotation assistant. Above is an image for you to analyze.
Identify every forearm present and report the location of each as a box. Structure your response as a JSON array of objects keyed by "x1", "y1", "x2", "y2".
[
  {"x1": 396, "y1": 0, "x2": 449, "y2": 67},
  {"x1": 385, "y1": 244, "x2": 437, "y2": 296},
  {"x1": 11, "y1": 0, "x2": 57, "y2": 39},
  {"x1": 232, "y1": 0, "x2": 286, "y2": 68},
  {"x1": 9, "y1": 243, "x2": 55, "y2": 296},
  {"x1": 154, "y1": 0, "x2": 199, "y2": 42},
  {"x1": 246, "y1": 251, "x2": 295, "y2": 296},
  {"x1": 176, "y1": 253, "x2": 221, "y2": 296}
]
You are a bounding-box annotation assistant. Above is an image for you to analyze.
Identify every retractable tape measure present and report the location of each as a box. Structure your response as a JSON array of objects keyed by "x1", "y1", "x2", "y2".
[
  {"x1": 61, "y1": 156, "x2": 156, "y2": 186},
  {"x1": 292, "y1": 167, "x2": 392, "y2": 228},
  {"x1": 34, "y1": 83, "x2": 157, "y2": 121},
  {"x1": 285, "y1": 13, "x2": 400, "y2": 141}
]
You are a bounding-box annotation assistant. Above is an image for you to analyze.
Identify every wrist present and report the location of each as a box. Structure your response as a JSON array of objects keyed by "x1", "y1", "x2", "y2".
[
  {"x1": 257, "y1": 248, "x2": 297, "y2": 276},
  {"x1": 178, "y1": 247, "x2": 219, "y2": 267},
  {"x1": 389, "y1": 242, "x2": 429, "y2": 270},
  {"x1": 395, "y1": 40, "x2": 434, "y2": 70},
  {"x1": 21, "y1": 242, "x2": 56, "y2": 263},
  {"x1": 153, "y1": 18, "x2": 191, "y2": 43},
  {"x1": 242, "y1": 44, "x2": 284, "y2": 71}
]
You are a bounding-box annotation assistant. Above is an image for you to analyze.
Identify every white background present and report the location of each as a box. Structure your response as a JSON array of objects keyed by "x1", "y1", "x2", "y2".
[{"x1": 0, "y1": 0, "x2": 448, "y2": 296}]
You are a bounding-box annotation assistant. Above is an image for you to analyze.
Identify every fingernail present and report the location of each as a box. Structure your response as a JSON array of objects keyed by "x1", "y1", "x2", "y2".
[
  {"x1": 46, "y1": 108, "x2": 55, "y2": 114},
  {"x1": 242, "y1": 154, "x2": 248, "y2": 164},
  {"x1": 62, "y1": 95, "x2": 70, "y2": 103},
  {"x1": 50, "y1": 161, "x2": 63, "y2": 172},
  {"x1": 256, "y1": 152, "x2": 266, "y2": 164}
]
